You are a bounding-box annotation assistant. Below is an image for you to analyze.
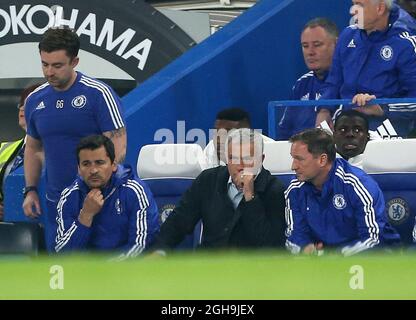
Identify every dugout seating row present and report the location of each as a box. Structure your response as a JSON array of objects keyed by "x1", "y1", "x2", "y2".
[
  {"x1": 2, "y1": 139, "x2": 415, "y2": 254},
  {"x1": 137, "y1": 140, "x2": 416, "y2": 246}
]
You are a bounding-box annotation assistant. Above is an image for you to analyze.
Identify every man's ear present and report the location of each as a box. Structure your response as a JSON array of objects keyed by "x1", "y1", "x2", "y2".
[
  {"x1": 377, "y1": 1, "x2": 387, "y2": 16},
  {"x1": 320, "y1": 153, "x2": 328, "y2": 167},
  {"x1": 71, "y1": 56, "x2": 79, "y2": 68}
]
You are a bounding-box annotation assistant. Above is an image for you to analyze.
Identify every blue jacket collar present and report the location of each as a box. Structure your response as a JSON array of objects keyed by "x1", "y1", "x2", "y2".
[
  {"x1": 364, "y1": 4, "x2": 416, "y2": 41},
  {"x1": 313, "y1": 70, "x2": 329, "y2": 83}
]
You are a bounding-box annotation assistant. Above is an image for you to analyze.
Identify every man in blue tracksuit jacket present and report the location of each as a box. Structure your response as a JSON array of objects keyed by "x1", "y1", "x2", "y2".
[
  {"x1": 277, "y1": 72, "x2": 328, "y2": 140},
  {"x1": 54, "y1": 135, "x2": 159, "y2": 258},
  {"x1": 316, "y1": 1, "x2": 416, "y2": 137},
  {"x1": 277, "y1": 18, "x2": 338, "y2": 140},
  {"x1": 285, "y1": 128, "x2": 400, "y2": 256}
]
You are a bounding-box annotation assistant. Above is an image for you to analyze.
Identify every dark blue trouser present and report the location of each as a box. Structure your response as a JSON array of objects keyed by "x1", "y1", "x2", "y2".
[{"x1": 45, "y1": 198, "x2": 58, "y2": 253}]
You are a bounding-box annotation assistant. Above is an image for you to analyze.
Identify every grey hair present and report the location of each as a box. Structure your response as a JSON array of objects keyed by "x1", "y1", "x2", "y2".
[
  {"x1": 225, "y1": 128, "x2": 264, "y2": 164},
  {"x1": 303, "y1": 17, "x2": 339, "y2": 39},
  {"x1": 371, "y1": 0, "x2": 393, "y2": 10}
]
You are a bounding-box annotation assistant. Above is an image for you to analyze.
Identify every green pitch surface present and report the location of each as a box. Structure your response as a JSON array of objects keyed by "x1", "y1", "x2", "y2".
[{"x1": 1, "y1": 251, "x2": 416, "y2": 299}]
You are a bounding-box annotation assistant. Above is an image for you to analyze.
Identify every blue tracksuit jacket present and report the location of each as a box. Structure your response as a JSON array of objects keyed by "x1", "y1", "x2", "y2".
[
  {"x1": 285, "y1": 158, "x2": 400, "y2": 256},
  {"x1": 54, "y1": 165, "x2": 159, "y2": 257},
  {"x1": 277, "y1": 71, "x2": 327, "y2": 140},
  {"x1": 319, "y1": 4, "x2": 416, "y2": 137}
]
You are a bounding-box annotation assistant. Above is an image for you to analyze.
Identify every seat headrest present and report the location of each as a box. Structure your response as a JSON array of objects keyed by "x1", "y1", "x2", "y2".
[
  {"x1": 137, "y1": 144, "x2": 204, "y2": 179},
  {"x1": 262, "y1": 141, "x2": 293, "y2": 174},
  {"x1": 363, "y1": 139, "x2": 416, "y2": 173},
  {"x1": 0, "y1": 222, "x2": 44, "y2": 255}
]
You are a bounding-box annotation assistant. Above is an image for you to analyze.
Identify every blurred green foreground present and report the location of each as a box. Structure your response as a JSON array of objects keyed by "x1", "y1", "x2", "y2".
[{"x1": 1, "y1": 250, "x2": 415, "y2": 299}]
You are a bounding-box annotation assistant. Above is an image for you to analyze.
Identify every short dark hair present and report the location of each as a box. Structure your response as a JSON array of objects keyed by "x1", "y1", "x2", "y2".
[
  {"x1": 289, "y1": 128, "x2": 336, "y2": 162},
  {"x1": 39, "y1": 27, "x2": 80, "y2": 59},
  {"x1": 76, "y1": 135, "x2": 115, "y2": 164},
  {"x1": 334, "y1": 110, "x2": 369, "y2": 132},
  {"x1": 303, "y1": 17, "x2": 339, "y2": 39},
  {"x1": 19, "y1": 83, "x2": 42, "y2": 106},
  {"x1": 216, "y1": 108, "x2": 251, "y2": 127}
]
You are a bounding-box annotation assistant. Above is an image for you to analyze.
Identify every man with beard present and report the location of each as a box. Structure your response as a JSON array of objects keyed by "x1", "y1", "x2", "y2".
[
  {"x1": 23, "y1": 27, "x2": 126, "y2": 251},
  {"x1": 54, "y1": 135, "x2": 159, "y2": 258}
]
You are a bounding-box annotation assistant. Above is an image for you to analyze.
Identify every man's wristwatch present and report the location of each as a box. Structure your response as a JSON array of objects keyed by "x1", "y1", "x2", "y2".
[{"x1": 23, "y1": 186, "x2": 38, "y2": 198}]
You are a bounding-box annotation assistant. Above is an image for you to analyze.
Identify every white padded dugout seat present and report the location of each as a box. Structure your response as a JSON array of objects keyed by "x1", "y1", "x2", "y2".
[
  {"x1": 137, "y1": 143, "x2": 204, "y2": 179},
  {"x1": 362, "y1": 139, "x2": 416, "y2": 244},
  {"x1": 137, "y1": 144, "x2": 204, "y2": 249},
  {"x1": 262, "y1": 141, "x2": 293, "y2": 187},
  {"x1": 362, "y1": 139, "x2": 416, "y2": 173}
]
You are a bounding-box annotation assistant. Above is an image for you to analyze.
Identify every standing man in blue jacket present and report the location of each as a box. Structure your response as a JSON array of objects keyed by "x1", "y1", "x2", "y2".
[
  {"x1": 285, "y1": 128, "x2": 400, "y2": 256},
  {"x1": 277, "y1": 18, "x2": 338, "y2": 140},
  {"x1": 23, "y1": 27, "x2": 127, "y2": 251},
  {"x1": 316, "y1": 0, "x2": 416, "y2": 137},
  {"x1": 55, "y1": 135, "x2": 159, "y2": 258}
]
